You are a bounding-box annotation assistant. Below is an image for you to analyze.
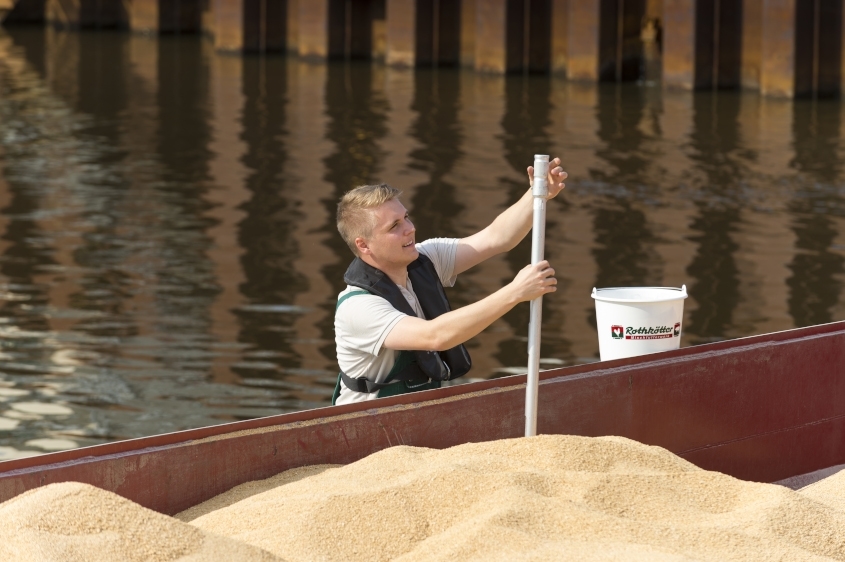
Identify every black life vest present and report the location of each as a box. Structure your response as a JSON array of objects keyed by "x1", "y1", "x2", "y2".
[{"x1": 337, "y1": 253, "x2": 472, "y2": 394}]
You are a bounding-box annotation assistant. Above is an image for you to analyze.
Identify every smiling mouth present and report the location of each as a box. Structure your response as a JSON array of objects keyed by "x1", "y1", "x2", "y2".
[{"x1": 403, "y1": 241, "x2": 415, "y2": 248}]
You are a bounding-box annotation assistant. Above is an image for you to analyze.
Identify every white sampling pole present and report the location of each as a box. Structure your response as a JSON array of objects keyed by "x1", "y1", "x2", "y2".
[{"x1": 525, "y1": 154, "x2": 549, "y2": 437}]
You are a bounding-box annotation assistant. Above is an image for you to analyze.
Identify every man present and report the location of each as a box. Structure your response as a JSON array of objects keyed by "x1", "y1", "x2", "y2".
[{"x1": 333, "y1": 158, "x2": 567, "y2": 405}]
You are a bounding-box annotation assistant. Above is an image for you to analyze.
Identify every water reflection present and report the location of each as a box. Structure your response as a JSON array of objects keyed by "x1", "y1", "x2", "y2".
[
  {"x1": 685, "y1": 92, "x2": 743, "y2": 342},
  {"x1": 788, "y1": 100, "x2": 845, "y2": 326},
  {"x1": 591, "y1": 85, "x2": 658, "y2": 292},
  {"x1": 0, "y1": 27, "x2": 842, "y2": 457},
  {"x1": 236, "y1": 56, "x2": 308, "y2": 381},
  {"x1": 495, "y1": 75, "x2": 556, "y2": 369}
]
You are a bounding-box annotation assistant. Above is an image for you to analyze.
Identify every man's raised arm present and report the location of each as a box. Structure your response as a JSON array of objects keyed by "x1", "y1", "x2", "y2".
[
  {"x1": 453, "y1": 159, "x2": 566, "y2": 276},
  {"x1": 383, "y1": 260, "x2": 557, "y2": 352}
]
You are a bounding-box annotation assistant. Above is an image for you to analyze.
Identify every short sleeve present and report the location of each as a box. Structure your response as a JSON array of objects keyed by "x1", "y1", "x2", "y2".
[
  {"x1": 416, "y1": 238, "x2": 459, "y2": 287},
  {"x1": 335, "y1": 293, "x2": 408, "y2": 356}
]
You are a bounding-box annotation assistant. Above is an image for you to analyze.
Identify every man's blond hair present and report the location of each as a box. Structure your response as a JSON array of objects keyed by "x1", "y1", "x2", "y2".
[{"x1": 337, "y1": 183, "x2": 402, "y2": 256}]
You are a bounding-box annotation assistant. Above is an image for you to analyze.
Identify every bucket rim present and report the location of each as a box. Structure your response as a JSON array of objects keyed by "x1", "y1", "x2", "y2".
[{"x1": 591, "y1": 285, "x2": 688, "y2": 303}]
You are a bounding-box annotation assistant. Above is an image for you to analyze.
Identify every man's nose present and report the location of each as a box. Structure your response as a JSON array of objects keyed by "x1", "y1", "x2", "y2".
[{"x1": 405, "y1": 219, "x2": 415, "y2": 234}]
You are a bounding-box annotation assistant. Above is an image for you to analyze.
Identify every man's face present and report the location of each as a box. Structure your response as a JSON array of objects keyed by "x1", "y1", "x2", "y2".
[{"x1": 357, "y1": 198, "x2": 418, "y2": 268}]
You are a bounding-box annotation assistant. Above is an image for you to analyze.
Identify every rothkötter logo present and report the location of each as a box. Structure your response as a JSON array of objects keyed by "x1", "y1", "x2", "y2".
[
  {"x1": 624, "y1": 325, "x2": 674, "y2": 340},
  {"x1": 611, "y1": 325, "x2": 624, "y2": 340}
]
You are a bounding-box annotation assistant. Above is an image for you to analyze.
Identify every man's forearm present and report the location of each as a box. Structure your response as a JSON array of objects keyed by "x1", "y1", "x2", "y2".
[
  {"x1": 425, "y1": 286, "x2": 519, "y2": 350},
  {"x1": 384, "y1": 285, "x2": 518, "y2": 352},
  {"x1": 383, "y1": 261, "x2": 556, "y2": 352}
]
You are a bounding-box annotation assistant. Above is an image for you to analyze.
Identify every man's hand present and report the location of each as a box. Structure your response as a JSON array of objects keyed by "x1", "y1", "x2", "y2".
[
  {"x1": 507, "y1": 260, "x2": 557, "y2": 303},
  {"x1": 526, "y1": 157, "x2": 567, "y2": 199}
]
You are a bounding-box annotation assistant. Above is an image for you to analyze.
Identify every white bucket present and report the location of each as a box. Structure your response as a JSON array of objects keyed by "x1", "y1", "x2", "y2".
[{"x1": 591, "y1": 285, "x2": 688, "y2": 361}]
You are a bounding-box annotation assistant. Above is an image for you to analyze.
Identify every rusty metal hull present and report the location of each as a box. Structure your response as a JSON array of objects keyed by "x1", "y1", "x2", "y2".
[{"x1": 1, "y1": 321, "x2": 844, "y2": 515}]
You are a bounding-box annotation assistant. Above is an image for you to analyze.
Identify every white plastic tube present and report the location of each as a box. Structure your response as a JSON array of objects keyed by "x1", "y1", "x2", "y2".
[{"x1": 525, "y1": 154, "x2": 549, "y2": 437}]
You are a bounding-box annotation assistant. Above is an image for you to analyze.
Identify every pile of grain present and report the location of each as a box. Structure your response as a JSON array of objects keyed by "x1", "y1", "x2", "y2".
[
  {"x1": 0, "y1": 481, "x2": 280, "y2": 562},
  {"x1": 182, "y1": 435, "x2": 845, "y2": 561},
  {"x1": 799, "y1": 468, "x2": 845, "y2": 512},
  {"x1": 6, "y1": 435, "x2": 845, "y2": 561}
]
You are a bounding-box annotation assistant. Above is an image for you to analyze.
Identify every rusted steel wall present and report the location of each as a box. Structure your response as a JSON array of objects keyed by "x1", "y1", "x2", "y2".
[
  {"x1": 1, "y1": 321, "x2": 843, "y2": 516},
  {"x1": 40, "y1": 0, "x2": 127, "y2": 29},
  {"x1": 213, "y1": 0, "x2": 244, "y2": 51},
  {"x1": 760, "y1": 0, "x2": 795, "y2": 97},
  {"x1": 1, "y1": 0, "x2": 45, "y2": 23},
  {"x1": 566, "y1": 0, "x2": 600, "y2": 80},
  {"x1": 214, "y1": 0, "x2": 287, "y2": 53},
  {"x1": 662, "y1": 0, "x2": 694, "y2": 89},
  {"x1": 550, "y1": 0, "x2": 567, "y2": 75},
  {"x1": 3, "y1": 0, "x2": 845, "y2": 96},
  {"x1": 296, "y1": 0, "x2": 328, "y2": 60},
  {"x1": 474, "y1": 0, "x2": 507, "y2": 72},
  {"x1": 460, "y1": 0, "x2": 475, "y2": 66},
  {"x1": 741, "y1": 0, "x2": 763, "y2": 90},
  {"x1": 129, "y1": 0, "x2": 157, "y2": 33},
  {"x1": 386, "y1": 0, "x2": 414, "y2": 66},
  {"x1": 793, "y1": 0, "x2": 843, "y2": 97}
]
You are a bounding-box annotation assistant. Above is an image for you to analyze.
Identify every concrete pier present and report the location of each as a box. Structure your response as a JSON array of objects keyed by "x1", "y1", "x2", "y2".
[{"x1": 3, "y1": 0, "x2": 845, "y2": 97}]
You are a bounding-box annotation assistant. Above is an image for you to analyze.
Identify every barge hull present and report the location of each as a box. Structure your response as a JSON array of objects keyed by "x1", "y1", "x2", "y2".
[{"x1": 0, "y1": 321, "x2": 843, "y2": 515}]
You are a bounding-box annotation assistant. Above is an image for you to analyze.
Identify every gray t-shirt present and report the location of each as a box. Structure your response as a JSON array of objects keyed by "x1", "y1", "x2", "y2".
[{"x1": 334, "y1": 238, "x2": 459, "y2": 405}]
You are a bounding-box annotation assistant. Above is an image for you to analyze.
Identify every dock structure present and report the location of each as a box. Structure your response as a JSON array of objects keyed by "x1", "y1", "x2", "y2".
[{"x1": 1, "y1": 0, "x2": 845, "y2": 98}]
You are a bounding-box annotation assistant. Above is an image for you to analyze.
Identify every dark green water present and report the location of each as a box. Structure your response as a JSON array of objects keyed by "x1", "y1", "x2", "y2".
[{"x1": 0, "y1": 27, "x2": 842, "y2": 459}]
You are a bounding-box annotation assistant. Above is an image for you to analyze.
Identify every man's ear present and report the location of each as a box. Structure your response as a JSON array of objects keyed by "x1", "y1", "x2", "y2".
[{"x1": 355, "y1": 237, "x2": 370, "y2": 255}]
